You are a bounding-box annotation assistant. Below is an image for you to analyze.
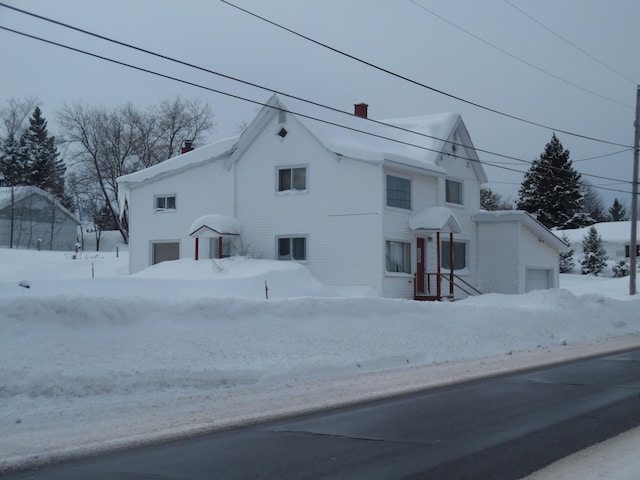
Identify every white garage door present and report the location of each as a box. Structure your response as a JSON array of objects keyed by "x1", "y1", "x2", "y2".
[{"x1": 526, "y1": 268, "x2": 551, "y2": 292}]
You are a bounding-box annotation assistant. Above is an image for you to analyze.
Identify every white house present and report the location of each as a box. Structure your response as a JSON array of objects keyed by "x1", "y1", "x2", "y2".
[
  {"x1": 0, "y1": 186, "x2": 80, "y2": 251},
  {"x1": 117, "y1": 95, "x2": 564, "y2": 299},
  {"x1": 561, "y1": 221, "x2": 640, "y2": 261}
]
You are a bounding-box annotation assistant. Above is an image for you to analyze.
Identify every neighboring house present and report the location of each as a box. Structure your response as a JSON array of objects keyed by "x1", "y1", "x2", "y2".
[
  {"x1": 117, "y1": 95, "x2": 564, "y2": 299},
  {"x1": 0, "y1": 186, "x2": 80, "y2": 251},
  {"x1": 561, "y1": 221, "x2": 640, "y2": 261}
]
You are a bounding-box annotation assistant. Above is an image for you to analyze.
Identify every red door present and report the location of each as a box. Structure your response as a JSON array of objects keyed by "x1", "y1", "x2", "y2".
[{"x1": 416, "y1": 237, "x2": 425, "y2": 294}]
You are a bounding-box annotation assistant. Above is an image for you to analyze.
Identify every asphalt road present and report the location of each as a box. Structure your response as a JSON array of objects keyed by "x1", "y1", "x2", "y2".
[{"x1": 4, "y1": 348, "x2": 640, "y2": 480}]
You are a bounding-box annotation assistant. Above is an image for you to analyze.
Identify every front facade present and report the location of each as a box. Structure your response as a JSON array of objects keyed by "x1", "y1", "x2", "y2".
[
  {"x1": 118, "y1": 95, "x2": 562, "y2": 298},
  {"x1": 0, "y1": 186, "x2": 80, "y2": 251}
]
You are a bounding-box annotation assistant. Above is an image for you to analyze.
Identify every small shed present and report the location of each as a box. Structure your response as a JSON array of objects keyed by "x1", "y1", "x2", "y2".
[
  {"x1": 0, "y1": 186, "x2": 80, "y2": 250},
  {"x1": 189, "y1": 214, "x2": 243, "y2": 260},
  {"x1": 475, "y1": 211, "x2": 566, "y2": 294}
]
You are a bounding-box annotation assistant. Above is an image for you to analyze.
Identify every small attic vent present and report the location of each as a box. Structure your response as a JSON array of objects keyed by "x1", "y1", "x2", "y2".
[{"x1": 278, "y1": 127, "x2": 288, "y2": 138}]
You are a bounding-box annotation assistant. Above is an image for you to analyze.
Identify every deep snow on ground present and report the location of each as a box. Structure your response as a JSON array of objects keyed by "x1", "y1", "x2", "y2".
[{"x1": 1, "y1": 245, "x2": 639, "y2": 474}]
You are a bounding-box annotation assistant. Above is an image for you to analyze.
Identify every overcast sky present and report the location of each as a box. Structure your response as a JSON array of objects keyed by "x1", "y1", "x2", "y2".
[{"x1": 1, "y1": 0, "x2": 639, "y2": 208}]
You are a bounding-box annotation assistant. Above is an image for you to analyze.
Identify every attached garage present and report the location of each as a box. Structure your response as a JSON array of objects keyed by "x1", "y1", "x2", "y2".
[
  {"x1": 152, "y1": 241, "x2": 180, "y2": 265},
  {"x1": 475, "y1": 211, "x2": 567, "y2": 294}
]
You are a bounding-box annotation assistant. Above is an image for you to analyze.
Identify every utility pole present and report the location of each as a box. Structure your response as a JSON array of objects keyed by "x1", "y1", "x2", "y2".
[{"x1": 630, "y1": 85, "x2": 639, "y2": 295}]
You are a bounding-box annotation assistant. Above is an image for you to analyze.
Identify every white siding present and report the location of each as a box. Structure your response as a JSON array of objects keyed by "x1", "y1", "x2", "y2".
[
  {"x1": 127, "y1": 159, "x2": 233, "y2": 273},
  {"x1": 518, "y1": 223, "x2": 559, "y2": 290},
  {"x1": 477, "y1": 221, "x2": 520, "y2": 294},
  {"x1": 235, "y1": 113, "x2": 384, "y2": 292}
]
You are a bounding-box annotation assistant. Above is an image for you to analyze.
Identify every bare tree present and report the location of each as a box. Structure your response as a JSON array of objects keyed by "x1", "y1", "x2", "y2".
[
  {"x1": 0, "y1": 97, "x2": 40, "y2": 138},
  {"x1": 581, "y1": 180, "x2": 606, "y2": 223},
  {"x1": 58, "y1": 97, "x2": 214, "y2": 243}
]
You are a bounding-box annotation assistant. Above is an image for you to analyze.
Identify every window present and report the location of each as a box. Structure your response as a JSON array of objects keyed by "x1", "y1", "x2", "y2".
[
  {"x1": 441, "y1": 240, "x2": 466, "y2": 270},
  {"x1": 278, "y1": 167, "x2": 306, "y2": 192},
  {"x1": 210, "y1": 237, "x2": 232, "y2": 259},
  {"x1": 152, "y1": 242, "x2": 179, "y2": 265},
  {"x1": 387, "y1": 175, "x2": 411, "y2": 209},
  {"x1": 155, "y1": 195, "x2": 176, "y2": 210},
  {"x1": 278, "y1": 236, "x2": 307, "y2": 261},
  {"x1": 446, "y1": 180, "x2": 463, "y2": 205},
  {"x1": 386, "y1": 241, "x2": 411, "y2": 273},
  {"x1": 625, "y1": 244, "x2": 640, "y2": 257}
]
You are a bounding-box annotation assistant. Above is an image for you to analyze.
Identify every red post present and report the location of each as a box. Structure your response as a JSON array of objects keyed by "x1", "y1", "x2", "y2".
[
  {"x1": 449, "y1": 232, "x2": 454, "y2": 298},
  {"x1": 195, "y1": 237, "x2": 199, "y2": 261},
  {"x1": 436, "y1": 231, "x2": 441, "y2": 300}
]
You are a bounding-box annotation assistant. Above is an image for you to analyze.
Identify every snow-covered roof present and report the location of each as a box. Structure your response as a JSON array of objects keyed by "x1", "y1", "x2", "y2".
[
  {"x1": 0, "y1": 186, "x2": 80, "y2": 224},
  {"x1": 559, "y1": 221, "x2": 640, "y2": 244},
  {"x1": 188, "y1": 214, "x2": 243, "y2": 237},
  {"x1": 474, "y1": 210, "x2": 567, "y2": 251},
  {"x1": 117, "y1": 137, "x2": 238, "y2": 186},
  {"x1": 409, "y1": 206, "x2": 462, "y2": 233}
]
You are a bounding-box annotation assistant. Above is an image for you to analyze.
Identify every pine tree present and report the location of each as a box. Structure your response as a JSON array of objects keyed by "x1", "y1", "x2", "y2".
[
  {"x1": 608, "y1": 198, "x2": 627, "y2": 221},
  {"x1": 559, "y1": 233, "x2": 575, "y2": 273},
  {"x1": 517, "y1": 133, "x2": 586, "y2": 229},
  {"x1": 580, "y1": 226, "x2": 608, "y2": 275},
  {"x1": 0, "y1": 134, "x2": 28, "y2": 186},
  {"x1": 20, "y1": 107, "x2": 69, "y2": 206}
]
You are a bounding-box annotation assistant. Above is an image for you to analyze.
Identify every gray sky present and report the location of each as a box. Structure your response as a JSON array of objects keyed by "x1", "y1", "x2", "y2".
[{"x1": 1, "y1": 0, "x2": 639, "y2": 209}]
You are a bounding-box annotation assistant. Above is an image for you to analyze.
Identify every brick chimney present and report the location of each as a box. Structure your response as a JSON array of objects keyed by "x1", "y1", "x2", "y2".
[
  {"x1": 181, "y1": 139, "x2": 194, "y2": 154},
  {"x1": 354, "y1": 103, "x2": 368, "y2": 119}
]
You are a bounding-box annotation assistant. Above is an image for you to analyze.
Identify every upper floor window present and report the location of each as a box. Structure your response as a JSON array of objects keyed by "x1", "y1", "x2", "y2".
[
  {"x1": 446, "y1": 179, "x2": 463, "y2": 205},
  {"x1": 155, "y1": 195, "x2": 176, "y2": 210},
  {"x1": 278, "y1": 236, "x2": 307, "y2": 261},
  {"x1": 278, "y1": 167, "x2": 306, "y2": 192},
  {"x1": 386, "y1": 175, "x2": 411, "y2": 209}
]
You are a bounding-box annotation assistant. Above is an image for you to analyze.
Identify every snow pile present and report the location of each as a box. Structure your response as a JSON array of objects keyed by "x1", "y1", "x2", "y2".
[{"x1": 0, "y1": 248, "x2": 639, "y2": 472}]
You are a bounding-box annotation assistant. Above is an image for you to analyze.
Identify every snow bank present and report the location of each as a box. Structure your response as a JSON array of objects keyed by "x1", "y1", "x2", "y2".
[{"x1": 0, "y1": 248, "x2": 639, "y2": 472}]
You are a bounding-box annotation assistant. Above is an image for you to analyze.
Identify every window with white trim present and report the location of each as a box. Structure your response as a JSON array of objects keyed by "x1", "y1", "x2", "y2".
[
  {"x1": 446, "y1": 179, "x2": 463, "y2": 205},
  {"x1": 441, "y1": 240, "x2": 467, "y2": 270},
  {"x1": 386, "y1": 175, "x2": 411, "y2": 209},
  {"x1": 278, "y1": 167, "x2": 307, "y2": 192},
  {"x1": 386, "y1": 241, "x2": 411, "y2": 273},
  {"x1": 155, "y1": 195, "x2": 176, "y2": 211},
  {"x1": 278, "y1": 236, "x2": 307, "y2": 261}
]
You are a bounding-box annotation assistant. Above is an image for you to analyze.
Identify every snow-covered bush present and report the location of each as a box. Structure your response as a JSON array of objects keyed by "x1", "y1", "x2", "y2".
[
  {"x1": 559, "y1": 234, "x2": 575, "y2": 273},
  {"x1": 612, "y1": 260, "x2": 630, "y2": 278}
]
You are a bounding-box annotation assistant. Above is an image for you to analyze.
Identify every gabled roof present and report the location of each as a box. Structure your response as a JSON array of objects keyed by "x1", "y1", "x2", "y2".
[
  {"x1": 226, "y1": 95, "x2": 486, "y2": 178},
  {"x1": 409, "y1": 206, "x2": 462, "y2": 233},
  {"x1": 189, "y1": 214, "x2": 242, "y2": 237},
  {"x1": 0, "y1": 186, "x2": 80, "y2": 224},
  {"x1": 474, "y1": 210, "x2": 567, "y2": 251},
  {"x1": 117, "y1": 94, "x2": 487, "y2": 195}
]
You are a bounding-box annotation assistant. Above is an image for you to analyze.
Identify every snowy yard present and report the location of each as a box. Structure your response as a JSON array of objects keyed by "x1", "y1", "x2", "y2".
[{"x1": 1, "y1": 244, "x2": 639, "y2": 474}]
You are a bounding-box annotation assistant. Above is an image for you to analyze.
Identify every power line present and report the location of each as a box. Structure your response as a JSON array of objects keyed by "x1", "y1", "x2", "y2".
[
  {"x1": 3, "y1": 2, "x2": 628, "y2": 172},
  {"x1": 0, "y1": 1, "x2": 536, "y2": 167},
  {"x1": 408, "y1": 0, "x2": 632, "y2": 110},
  {"x1": 504, "y1": 0, "x2": 638, "y2": 86},
  {"x1": 218, "y1": 0, "x2": 633, "y2": 148},
  {"x1": 0, "y1": 14, "x2": 633, "y2": 192}
]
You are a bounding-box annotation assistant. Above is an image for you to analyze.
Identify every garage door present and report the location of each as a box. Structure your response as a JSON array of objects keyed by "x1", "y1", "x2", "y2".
[
  {"x1": 152, "y1": 242, "x2": 179, "y2": 265},
  {"x1": 526, "y1": 268, "x2": 551, "y2": 292}
]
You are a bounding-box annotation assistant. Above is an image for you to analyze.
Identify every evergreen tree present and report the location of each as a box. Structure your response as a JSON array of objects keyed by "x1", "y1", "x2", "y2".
[
  {"x1": 20, "y1": 107, "x2": 69, "y2": 206},
  {"x1": 580, "y1": 226, "x2": 608, "y2": 275},
  {"x1": 517, "y1": 133, "x2": 586, "y2": 229},
  {"x1": 0, "y1": 133, "x2": 28, "y2": 186},
  {"x1": 559, "y1": 233, "x2": 575, "y2": 273},
  {"x1": 608, "y1": 198, "x2": 627, "y2": 221}
]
